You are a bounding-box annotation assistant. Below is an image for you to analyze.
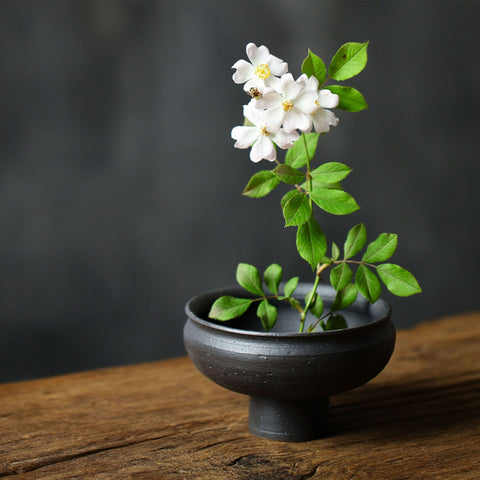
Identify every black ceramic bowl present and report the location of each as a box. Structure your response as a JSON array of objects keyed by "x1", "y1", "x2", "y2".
[{"x1": 184, "y1": 283, "x2": 395, "y2": 441}]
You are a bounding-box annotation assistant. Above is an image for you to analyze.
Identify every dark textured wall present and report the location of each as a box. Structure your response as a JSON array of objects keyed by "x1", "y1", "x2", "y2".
[{"x1": 1, "y1": 1, "x2": 479, "y2": 382}]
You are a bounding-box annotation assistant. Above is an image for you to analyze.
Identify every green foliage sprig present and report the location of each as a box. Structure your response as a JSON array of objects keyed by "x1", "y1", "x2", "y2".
[{"x1": 210, "y1": 42, "x2": 421, "y2": 332}]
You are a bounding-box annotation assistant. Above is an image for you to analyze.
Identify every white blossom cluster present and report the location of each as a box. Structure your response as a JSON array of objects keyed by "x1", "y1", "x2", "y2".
[{"x1": 231, "y1": 43, "x2": 340, "y2": 163}]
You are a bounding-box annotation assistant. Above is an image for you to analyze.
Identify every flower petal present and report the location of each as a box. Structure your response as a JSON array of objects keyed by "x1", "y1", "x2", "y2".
[
  {"x1": 250, "y1": 135, "x2": 276, "y2": 162},
  {"x1": 282, "y1": 74, "x2": 306, "y2": 100},
  {"x1": 263, "y1": 106, "x2": 285, "y2": 132},
  {"x1": 231, "y1": 126, "x2": 260, "y2": 148},
  {"x1": 272, "y1": 128, "x2": 300, "y2": 149},
  {"x1": 244, "y1": 103, "x2": 283, "y2": 133},
  {"x1": 243, "y1": 104, "x2": 263, "y2": 125},
  {"x1": 247, "y1": 43, "x2": 270, "y2": 65},
  {"x1": 318, "y1": 89, "x2": 339, "y2": 109},
  {"x1": 312, "y1": 108, "x2": 339, "y2": 133},
  {"x1": 244, "y1": 76, "x2": 265, "y2": 93},
  {"x1": 279, "y1": 73, "x2": 296, "y2": 97},
  {"x1": 268, "y1": 55, "x2": 288, "y2": 76},
  {"x1": 294, "y1": 90, "x2": 319, "y2": 115},
  {"x1": 232, "y1": 60, "x2": 254, "y2": 84},
  {"x1": 284, "y1": 109, "x2": 312, "y2": 132},
  {"x1": 305, "y1": 75, "x2": 319, "y2": 91},
  {"x1": 255, "y1": 89, "x2": 282, "y2": 110},
  {"x1": 263, "y1": 75, "x2": 281, "y2": 91}
]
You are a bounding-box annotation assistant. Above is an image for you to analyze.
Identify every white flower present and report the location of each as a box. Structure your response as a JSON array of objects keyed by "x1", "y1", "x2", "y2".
[
  {"x1": 253, "y1": 73, "x2": 319, "y2": 133},
  {"x1": 232, "y1": 43, "x2": 288, "y2": 93},
  {"x1": 231, "y1": 105, "x2": 299, "y2": 163},
  {"x1": 305, "y1": 76, "x2": 340, "y2": 133}
]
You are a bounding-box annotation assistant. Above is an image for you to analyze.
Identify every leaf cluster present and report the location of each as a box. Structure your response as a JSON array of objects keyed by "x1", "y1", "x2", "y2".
[
  {"x1": 243, "y1": 132, "x2": 358, "y2": 271},
  {"x1": 324, "y1": 224, "x2": 422, "y2": 308},
  {"x1": 209, "y1": 263, "x2": 301, "y2": 331},
  {"x1": 302, "y1": 42, "x2": 369, "y2": 112},
  {"x1": 208, "y1": 261, "x2": 351, "y2": 333},
  {"x1": 208, "y1": 224, "x2": 422, "y2": 333}
]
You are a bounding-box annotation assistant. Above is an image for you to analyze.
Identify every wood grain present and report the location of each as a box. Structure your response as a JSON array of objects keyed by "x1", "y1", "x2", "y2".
[{"x1": 1, "y1": 312, "x2": 479, "y2": 479}]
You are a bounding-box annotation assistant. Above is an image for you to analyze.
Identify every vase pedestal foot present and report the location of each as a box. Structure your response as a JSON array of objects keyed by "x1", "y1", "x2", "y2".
[{"x1": 248, "y1": 396, "x2": 329, "y2": 442}]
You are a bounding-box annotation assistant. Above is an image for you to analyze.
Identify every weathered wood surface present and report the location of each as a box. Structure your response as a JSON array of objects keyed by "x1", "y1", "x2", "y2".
[{"x1": 1, "y1": 312, "x2": 479, "y2": 479}]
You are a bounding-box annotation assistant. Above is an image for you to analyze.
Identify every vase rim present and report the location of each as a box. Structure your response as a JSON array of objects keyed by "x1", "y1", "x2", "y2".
[{"x1": 185, "y1": 283, "x2": 392, "y2": 338}]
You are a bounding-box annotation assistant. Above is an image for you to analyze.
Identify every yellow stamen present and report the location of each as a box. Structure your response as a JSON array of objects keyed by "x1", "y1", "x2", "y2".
[
  {"x1": 260, "y1": 126, "x2": 269, "y2": 136},
  {"x1": 254, "y1": 63, "x2": 271, "y2": 80},
  {"x1": 282, "y1": 100, "x2": 294, "y2": 112},
  {"x1": 315, "y1": 100, "x2": 320, "y2": 106}
]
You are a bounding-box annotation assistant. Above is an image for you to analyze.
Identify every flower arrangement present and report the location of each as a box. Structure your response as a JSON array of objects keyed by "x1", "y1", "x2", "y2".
[{"x1": 209, "y1": 42, "x2": 421, "y2": 333}]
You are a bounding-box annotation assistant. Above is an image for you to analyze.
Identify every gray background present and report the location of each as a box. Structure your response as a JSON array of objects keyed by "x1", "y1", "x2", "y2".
[{"x1": 1, "y1": 1, "x2": 479, "y2": 382}]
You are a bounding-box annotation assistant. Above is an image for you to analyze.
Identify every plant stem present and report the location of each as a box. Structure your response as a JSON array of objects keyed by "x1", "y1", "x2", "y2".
[
  {"x1": 301, "y1": 133, "x2": 313, "y2": 208},
  {"x1": 298, "y1": 262, "x2": 330, "y2": 333},
  {"x1": 320, "y1": 76, "x2": 331, "y2": 89},
  {"x1": 334, "y1": 259, "x2": 377, "y2": 269},
  {"x1": 307, "y1": 311, "x2": 332, "y2": 333}
]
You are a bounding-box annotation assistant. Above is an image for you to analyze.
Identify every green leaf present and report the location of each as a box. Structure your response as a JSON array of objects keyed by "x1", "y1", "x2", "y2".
[
  {"x1": 329, "y1": 41, "x2": 369, "y2": 81},
  {"x1": 305, "y1": 289, "x2": 316, "y2": 306},
  {"x1": 305, "y1": 288, "x2": 324, "y2": 318},
  {"x1": 330, "y1": 263, "x2": 353, "y2": 291},
  {"x1": 326, "y1": 85, "x2": 368, "y2": 112},
  {"x1": 289, "y1": 297, "x2": 301, "y2": 311},
  {"x1": 301, "y1": 49, "x2": 327, "y2": 85},
  {"x1": 301, "y1": 178, "x2": 343, "y2": 193},
  {"x1": 362, "y1": 233, "x2": 398, "y2": 263},
  {"x1": 281, "y1": 190, "x2": 312, "y2": 226},
  {"x1": 209, "y1": 296, "x2": 253, "y2": 321},
  {"x1": 285, "y1": 133, "x2": 320, "y2": 169},
  {"x1": 325, "y1": 314, "x2": 348, "y2": 331},
  {"x1": 310, "y1": 187, "x2": 359, "y2": 215},
  {"x1": 236, "y1": 263, "x2": 264, "y2": 296},
  {"x1": 264, "y1": 263, "x2": 282, "y2": 295},
  {"x1": 311, "y1": 178, "x2": 343, "y2": 191},
  {"x1": 331, "y1": 283, "x2": 358, "y2": 311},
  {"x1": 242, "y1": 170, "x2": 280, "y2": 198},
  {"x1": 273, "y1": 164, "x2": 305, "y2": 185},
  {"x1": 355, "y1": 264, "x2": 381, "y2": 303},
  {"x1": 311, "y1": 293, "x2": 324, "y2": 318},
  {"x1": 344, "y1": 223, "x2": 367, "y2": 259},
  {"x1": 377, "y1": 264, "x2": 422, "y2": 297},
  {"x1": 296, "y1": 218, "x2": 327, "y2": 270},
  {"x1": 311, "y1": 162, "x2": 352, "y2": 184},
  {"x1": 284, "y1": 276, "x2": 299, "y2": 297},
  {"x1": 257, "y1": 299, "x2": 278, "y2": 331},
  {"x1": 331, "y1": 242, "x2": 340, "y2": 261}
]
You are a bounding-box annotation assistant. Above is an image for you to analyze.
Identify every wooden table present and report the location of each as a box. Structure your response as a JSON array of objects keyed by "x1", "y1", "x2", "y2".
[{"x1": 1, "y1": 312, "x2": 479, "y2": 479}]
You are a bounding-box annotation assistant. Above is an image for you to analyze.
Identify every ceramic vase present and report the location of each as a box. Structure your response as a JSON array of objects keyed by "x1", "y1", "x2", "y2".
[{"x1": 184, "y1": 283, "x2": 394, "y2": 442}]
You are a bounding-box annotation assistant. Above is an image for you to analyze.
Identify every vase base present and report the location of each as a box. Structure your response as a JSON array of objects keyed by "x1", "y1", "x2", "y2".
[{"x1": 248, "y1": 396, "x2": 329, "y2": 442}]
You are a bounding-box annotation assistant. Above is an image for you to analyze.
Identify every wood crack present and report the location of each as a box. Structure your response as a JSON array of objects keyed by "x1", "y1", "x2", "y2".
[
  {"x1": 0, "y1": 433, "x2": 178, "y2": 477},
  {"x1": 229, "y1": 456, "x2": 326, "y2": 480},
  {"x1": 196, "y1": 436, "x2": 246, "y2": 452},
  {"x1": 297, "y1": 463, "x2": 322, "y2": 479}
]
